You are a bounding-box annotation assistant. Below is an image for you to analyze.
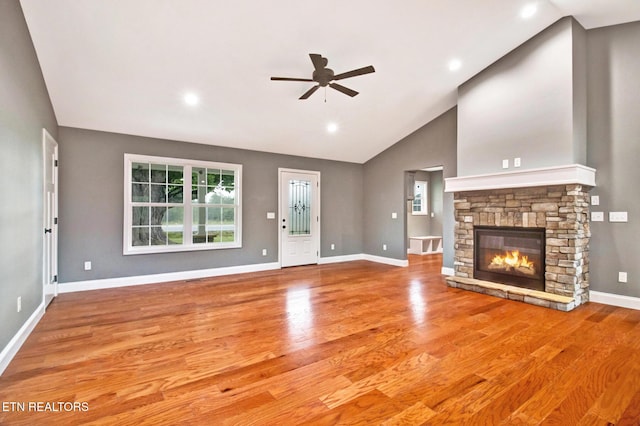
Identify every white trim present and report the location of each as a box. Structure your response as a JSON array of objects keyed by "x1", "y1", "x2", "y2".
[
  {"x1": 590, "y1": 291, "x2": 640, "y2": 310},
  {"x1": 362, "y1": 254, "x2": 409, "y2": 267},
  {"x1": 319, "y1": 254, "x2": 365, "y2": 264},
  {"x1": 444, "y1": 164, "x2": 596, "y2": 193},
  {"x1": 123, "y1": 153, "x2": 243, "y2": 255},
  {"x1": 59, "y1": 255, "x2": 413, "y2": 294},
  {"x1": 42, "y1": 129, "x2": 59, "y2": 305},
  {"x1": 441, "y1": 267, "x2": 455, "y2": 276},
  {"x1": 322, "y1": 253, "x2": 409, "y2": 267},
  {"x1": 1, "y1": 303, "x2": 45, "y2": 376},
  {"x1": 58, "y1": 262, "x2": 280, "y2": 293}
]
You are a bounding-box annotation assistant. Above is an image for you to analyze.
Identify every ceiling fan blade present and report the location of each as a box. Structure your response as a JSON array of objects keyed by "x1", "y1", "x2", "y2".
[
  {"x1": 333, "y1": 65, "x2": 376, "y2": 81},
  {"x1": 271, "y1": 77, "x2": 314, "y2": 82},
  {"x1": 309, "y1": 53, "x2": 328, "y2": 71},
  {"x1": 329, "y1": 83, "x2": 358, "y2": 97},
  {"x1": 299, "y1": 85, "x2": 320, "y2": 100}
]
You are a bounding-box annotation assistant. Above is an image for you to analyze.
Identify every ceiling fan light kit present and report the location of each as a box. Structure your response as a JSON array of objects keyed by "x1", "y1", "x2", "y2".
[{"x1": 271, "y1": 53, "x2": 375, "y2": 100}]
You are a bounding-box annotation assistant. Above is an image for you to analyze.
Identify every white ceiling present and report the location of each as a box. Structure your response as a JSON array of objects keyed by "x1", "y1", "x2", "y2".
[{"x1": 20, "y1": 0, "x2": 640, "y2": 163}]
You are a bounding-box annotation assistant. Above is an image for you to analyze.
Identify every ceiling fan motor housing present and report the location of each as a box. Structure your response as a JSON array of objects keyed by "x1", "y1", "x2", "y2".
[{"x1": 313, "y1": 68, "x2": 334, "y2": 86}]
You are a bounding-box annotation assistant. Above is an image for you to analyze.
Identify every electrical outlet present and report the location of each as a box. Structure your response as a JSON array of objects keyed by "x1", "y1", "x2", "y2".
[
  {"x1": 591, "y1": 212, "x2": 604, "y2": 222},
  {"x1": 266, "y1": 212, "x2": 275, "y2": 219},
  {"x1": 17, "y1": 296, "x2": 21, "y2": 313},
  {"x1": 331, "y1": 244, "x2": 335, "y2": 250},
  {"x1": 391, "y1": 212, "x2": 398, "y2": 219},
  {"x1": 262, "y1": 249, "x2": 267, "y2": 256},
  {"x1": 514, "y1": 157, "x2": 521, "y2": 167},
  {"x1": 84, "y1": 261, "x2": 92, "y2": 271},
  {"x1": 383, "y1": 244, "x2": 387, "y2": 251},
  {"x1": 591, "y1": 195, "x2": 600, "y2": 206},
  {"x1": 619, "y1": 272, "x2": 628, "y2": 283}
]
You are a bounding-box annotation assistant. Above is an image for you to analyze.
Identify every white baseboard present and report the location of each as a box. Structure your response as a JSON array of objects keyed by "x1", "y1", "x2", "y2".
[
  {"x1": 362, "y1": 254, "x2": 408, "y2": 267},
  {"x1": 321, "y1": 253, "x2": 410, "y2": 267},
  {"x1": 441, "y1": 267, "x2": 455, "y2": 276},
  {"x1": 59, "y1": 262, "x2": 281, "y2": 293},
  {"x1": 319, "y1": 254, "x2": 365, "y2": 264},
  {"x1": 590, "y1": 291, "x2": 640, "y2": 310},
  {"x1": 59, "y1": 253, "x2": 413, "y2": 294},
  {"x1": 1, "y1": 302, "x2": 45, "y2": 376}
]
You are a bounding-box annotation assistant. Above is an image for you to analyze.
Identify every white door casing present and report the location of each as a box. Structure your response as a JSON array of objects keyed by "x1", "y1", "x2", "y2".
[
  {"x1": 43, "y1": 129, "x2": 58, "y2": 307},
  {"x1": 279, "y1": 169, "x2": 320, "y2": 267}
]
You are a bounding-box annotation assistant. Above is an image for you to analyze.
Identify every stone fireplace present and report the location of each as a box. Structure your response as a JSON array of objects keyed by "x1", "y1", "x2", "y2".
[{"x1": 444, "y1": 165, "x2": 595, "y2": 311}]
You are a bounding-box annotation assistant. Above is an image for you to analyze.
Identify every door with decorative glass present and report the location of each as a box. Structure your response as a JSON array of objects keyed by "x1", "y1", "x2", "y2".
[{"x1": 279, "y1": 169, "x2": 320, "y2": 267}]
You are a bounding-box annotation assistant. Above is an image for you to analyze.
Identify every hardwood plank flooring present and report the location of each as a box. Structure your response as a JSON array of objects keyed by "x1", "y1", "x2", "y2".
[{"x1": 1, "y1": 255, "x2": 640, "y2": 425}]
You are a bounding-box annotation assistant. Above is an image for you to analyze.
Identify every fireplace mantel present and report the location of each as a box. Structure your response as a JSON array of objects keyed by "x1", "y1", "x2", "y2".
[{"x1": 444, "y1": 164, "x2": 596, "y2": 193}]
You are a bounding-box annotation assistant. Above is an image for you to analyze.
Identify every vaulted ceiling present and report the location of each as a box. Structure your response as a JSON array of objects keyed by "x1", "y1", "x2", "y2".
[{"x1": 20, "y1": 0, "x2": 640, "y2": 163}]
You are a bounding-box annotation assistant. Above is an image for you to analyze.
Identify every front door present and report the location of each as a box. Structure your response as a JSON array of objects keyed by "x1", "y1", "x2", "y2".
[
  {"x1": 43, "y1": 129, "x2": 58, "y2": 307},
  {"x1": 279, "y1": 169, "x2": 320, "y2": 267}
]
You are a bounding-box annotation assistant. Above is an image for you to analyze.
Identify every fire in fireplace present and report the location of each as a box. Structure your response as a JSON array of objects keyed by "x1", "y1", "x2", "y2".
[{"x1": 474, "y1": 226, "x2": 545, "y2": 291}]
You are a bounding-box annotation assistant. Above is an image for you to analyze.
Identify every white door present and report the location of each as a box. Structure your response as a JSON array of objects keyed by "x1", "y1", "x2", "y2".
[
  {"x1": 279, "y1": 169, "x2": 320, "y2": 267},
  {"x1": 43, "y1": 129, "x2": 58, "y2": 307}
]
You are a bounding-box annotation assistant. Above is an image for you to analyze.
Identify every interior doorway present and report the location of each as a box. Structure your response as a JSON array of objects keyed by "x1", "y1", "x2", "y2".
[
  {"x1": 279, "y1": 168, "x2": 320, "y2": 267},
  {"x1": 42, "y1": 129, "x2": 58, "y2": 307},
  {"x1": 405, "y1": 166, "x2": 444, "y2": 263}
]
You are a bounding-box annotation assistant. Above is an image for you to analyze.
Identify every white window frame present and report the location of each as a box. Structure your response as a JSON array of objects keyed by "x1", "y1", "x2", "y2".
[
  {"x1": 412, "y1": 180, "x2": 429, "y2": 216},
  {"x1": 123, "y1": 153, "x2": 242, "y2": 255}
]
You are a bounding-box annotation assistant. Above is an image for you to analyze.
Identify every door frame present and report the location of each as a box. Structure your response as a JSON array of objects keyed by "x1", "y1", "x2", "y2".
[
  {"x1": 42, "y1": 129, "x2": 59, "y2": 306},
  {"x1": 278, "y1": 168, "x2": 321, "y2": 267}
]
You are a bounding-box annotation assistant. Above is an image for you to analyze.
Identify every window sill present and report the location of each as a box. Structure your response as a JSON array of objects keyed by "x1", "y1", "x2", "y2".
[{"x1": 124, "y1": 242, "x2": 242, "y2": 255}]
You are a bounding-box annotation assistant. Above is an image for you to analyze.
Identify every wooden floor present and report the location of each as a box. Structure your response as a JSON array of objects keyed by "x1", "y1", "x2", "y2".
[{"x1": 2, "y1": 255, "x2": 640, "y2": 425}]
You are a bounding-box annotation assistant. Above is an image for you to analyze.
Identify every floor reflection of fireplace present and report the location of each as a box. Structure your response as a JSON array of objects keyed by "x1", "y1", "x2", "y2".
[{"x1": 474, "y1": 226, "x2": 545, "y2": 292}]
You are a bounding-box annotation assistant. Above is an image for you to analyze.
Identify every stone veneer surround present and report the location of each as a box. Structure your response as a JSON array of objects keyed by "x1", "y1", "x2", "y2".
[{"x1": 450, "y1": 184, "x2": 592, "y2": 311}]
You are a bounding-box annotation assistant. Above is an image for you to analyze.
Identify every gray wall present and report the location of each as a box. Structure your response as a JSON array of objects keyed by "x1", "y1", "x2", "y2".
[
  {"x1": 363, "y1": 108, "x2": 457, "y2": 268},
  {"x1": 57, "y1": 127, "x2": 363, "y2": 283},
  {"x1": 0, "y1": 2, "x2": 58, "y2": 350},
  {"x1": 430, "y1": 170, "x2": 444, "y2": 235},
  {"x1": 587, "y1": 21, "x2": 640, "y2": 297},
  {"x1": 457, "y1": 17, "x2": 587, "y2": 176}
]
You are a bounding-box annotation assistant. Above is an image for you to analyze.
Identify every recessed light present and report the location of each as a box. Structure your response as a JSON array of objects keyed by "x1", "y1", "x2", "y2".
[
  {"x1": 184, "y1": 92, "x2": 199, "y2": 106},
  {"x1": 327, "y1": 122, "x2": 338, "y2": 133},
  {"x1": 448, "y1": 59, "x2": 462, "y2": 72},
  {"x1": 521, "y1": 3, "x2": 537, "y2": 19}
]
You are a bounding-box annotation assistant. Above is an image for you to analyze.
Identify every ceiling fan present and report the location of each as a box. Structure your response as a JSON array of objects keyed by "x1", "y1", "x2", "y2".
[{"x1": 271, "y1": 53, "x2": 375, "y2": 100}]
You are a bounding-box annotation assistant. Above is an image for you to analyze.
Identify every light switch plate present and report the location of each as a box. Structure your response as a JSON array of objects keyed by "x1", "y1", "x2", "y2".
[
  {"x1": 609, "y1": 211, "x2": 628, "y2": 222},
  {"x1": 591, "y1": 195, "x2": 600, "y2": 206},
  {"x1": 619, "y1": 272, "x2": 628, "y2": 283},
  {"x1": 391, "y1": 212, "x2": 398, "y2": 219},
  {"x1": 591, "y1": 212, "x2": 604, "y2": 222},
  {"x1": 502, "y1": 159, "x2": 509, "y2": 169}
]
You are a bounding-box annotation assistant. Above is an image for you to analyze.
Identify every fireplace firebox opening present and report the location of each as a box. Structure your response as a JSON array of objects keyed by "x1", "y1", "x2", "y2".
[{"x1": 474, "y1": 226, "x2": 545, "y2": 292}]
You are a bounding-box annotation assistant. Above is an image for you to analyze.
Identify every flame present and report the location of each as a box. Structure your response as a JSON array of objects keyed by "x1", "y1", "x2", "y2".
[{"x1": 490, "y1": 250, "x2": 534, "y2": 270}]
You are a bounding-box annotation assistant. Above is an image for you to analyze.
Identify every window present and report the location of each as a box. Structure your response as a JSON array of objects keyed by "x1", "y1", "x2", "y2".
[
  {"x1": 412, "y1": 180, "x2": 428, "y2": 215},
  {"x1": 124, "y1": 154, "x2": 241, "y2": 254}
]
